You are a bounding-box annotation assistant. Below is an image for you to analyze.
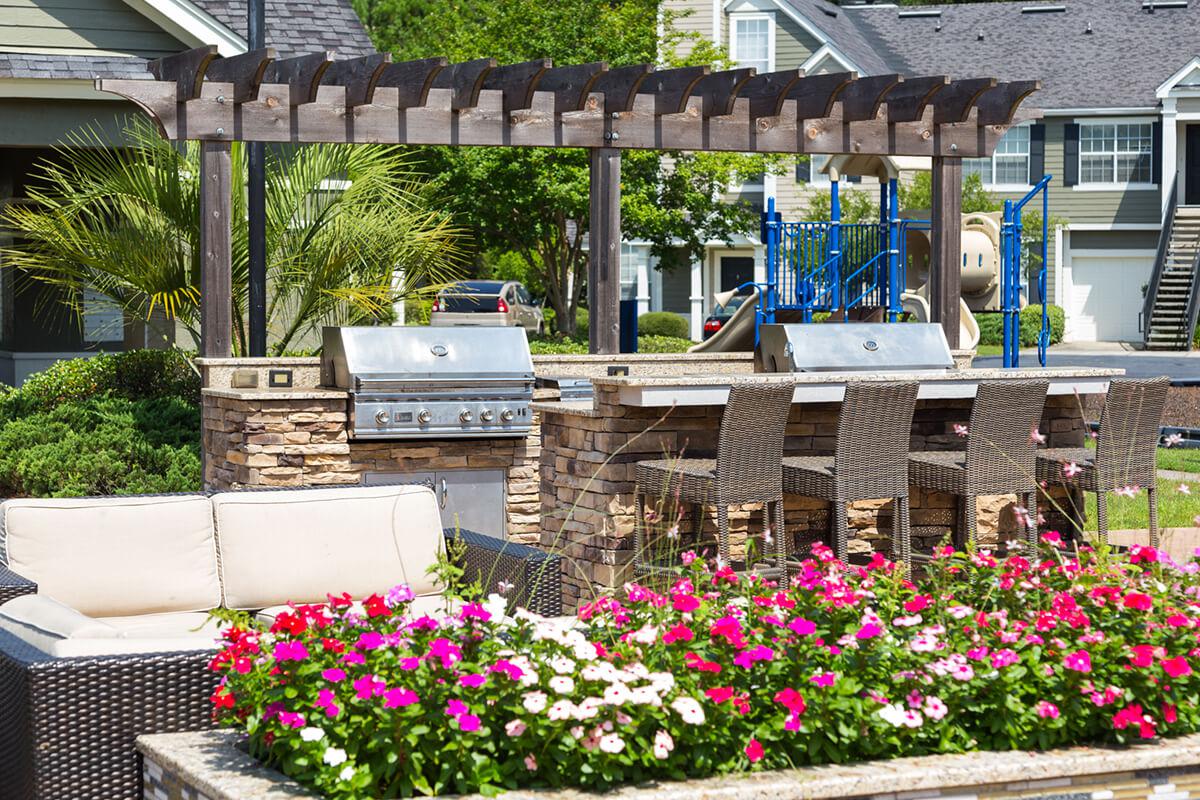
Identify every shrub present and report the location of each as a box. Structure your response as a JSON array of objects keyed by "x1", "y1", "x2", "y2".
[
  {"x1": 528, "y1": 337, "x2": 588, "y2": 355},
  {"x1": 544, "y1": 306, "x2": 589, "y2": 339},
  {"x1": 637, "y1": 311, "x2": 689, "y2": 339},
  {"x1": 637, "y1": 335, "x2": 694, "y2": 353},
  {"x1": 0, "y1": 348, "x2": 199, "y2": 420},
  {"x1": 976, "y1": 305, "x2": 1065, "y2": 348},
  {"x1": 213, "y1": 539, "x2": 1200, "y2": 798},
  {"x1": 0, "y1": 396, "x2": 200, "y2": 497}
]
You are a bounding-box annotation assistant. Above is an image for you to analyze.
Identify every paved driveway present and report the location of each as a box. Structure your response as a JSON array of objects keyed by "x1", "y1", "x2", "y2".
[{"x1": 973, "y1": 351, "x2": 1200, "y2": 382}]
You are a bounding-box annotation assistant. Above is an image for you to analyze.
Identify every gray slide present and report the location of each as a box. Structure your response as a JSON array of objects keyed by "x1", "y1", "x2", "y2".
[{"x1": 687, "y1": 288, "x2": 760, "y2": 353}]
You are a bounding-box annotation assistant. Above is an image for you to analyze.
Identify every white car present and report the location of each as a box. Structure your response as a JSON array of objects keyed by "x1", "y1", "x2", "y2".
[{"x1": 430, "y1": 280, "x2": 545, "y2": 334}]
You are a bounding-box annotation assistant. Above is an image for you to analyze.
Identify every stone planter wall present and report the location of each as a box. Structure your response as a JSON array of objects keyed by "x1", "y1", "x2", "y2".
[
  {"x1": 539, "y1": 388, "x2": 1084, "y2": 612},
  {"x1": 138, "y1": 729, "x2": 1200, "y2": 800}
]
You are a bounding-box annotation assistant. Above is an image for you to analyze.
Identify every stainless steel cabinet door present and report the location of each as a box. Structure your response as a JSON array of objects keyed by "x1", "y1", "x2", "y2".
[{"x1": 436, "y1": 469, "x2": 506, "y2": 538}]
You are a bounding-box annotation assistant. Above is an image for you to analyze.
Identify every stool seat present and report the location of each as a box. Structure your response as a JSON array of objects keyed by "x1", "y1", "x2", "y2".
[
  {"x1": 780, "y1": 456, "x2": 835, "y2": 497},
  {"x1": 1036, "y1": 448, "x2": 1097, "y2": 488},
  {"x1": 907, "y1": 451, "x2": 968, "y2": 493},
  {"x1": 635, "y1": 459, "x2": 717, "y2": 502}
]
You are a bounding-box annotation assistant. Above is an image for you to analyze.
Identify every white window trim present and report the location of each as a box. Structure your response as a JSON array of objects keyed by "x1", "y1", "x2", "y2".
[
  {"x1": 728, "y1": 12, "x2": 775, "y2": 73},
  {"x1": 964, "y1": 122, "x2": 1034, "y2": 191},
  {"x1": 1072, "y1": 116, "x2": 1158, "y2": 192}
]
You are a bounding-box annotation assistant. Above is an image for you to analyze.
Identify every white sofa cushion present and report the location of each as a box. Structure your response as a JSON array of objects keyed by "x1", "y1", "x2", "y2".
[
  {"x1": 214, "y1": 484, "x2": 445, "y2": 610},
  {"x1": 0, "y1": 596, "x2": 222, "y2": 657},
  {"x1": 1, "y1": 495, "x2": 220, "y2": 617}
]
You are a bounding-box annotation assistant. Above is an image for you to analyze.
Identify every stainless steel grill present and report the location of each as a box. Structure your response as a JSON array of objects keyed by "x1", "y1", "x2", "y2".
[
  {"x1": 321, "y1": 326, "x2": 534, "y2": 439},
  {"x1": 756, "y1": 323, "x2": 954, "y2": 373}
]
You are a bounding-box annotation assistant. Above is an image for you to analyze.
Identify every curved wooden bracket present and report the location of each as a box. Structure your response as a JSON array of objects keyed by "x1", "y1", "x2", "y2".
[
  {"x1": 884, "y1": 75, "x2": 948, "y2": 123},
  {"x1": 431, "y1": 58, "x2": 498, "y2": 110},
  {"x1": 692, "y1": 68, "x2": 756, "y2": 117},
  {"x1": 593, "y1": 64, "x2": 653, "y2": 114},
  {"x1": 263, "y1": 52, "x2": 335, "y2": 106},
  {"x1": 482, "y1": 59, "x2": 552, "y2": 112},
  {"x1": 538, "y1": 62, "x2": 608, "y2": 114},
  {"x1": 322, "y1": 53, "x2": 392, "y2": 107},
  {"x1": 202, "y1": 48, "x2": 276, "y2": 104},
  {"x1": 790, "y1": 71, "x2": 856, "y2": 120},
  {"x1": 640, "y1": 66, "x2": 710, "y2": 115},
  {"x1": 975, "y1": 80, "x2": 1041, "y2": 125},
  {"x1": 837, "y1": 73, "x2": 902, "y2": 122},
  {"x1": 738, "y1": 69, "x2": 804, "y2": 120},
  {"x1": 376, "y1": 57, "x2": 448, "y2": 110},
  {"x1": 148, "y1": 45, "x2": 218, "y2": 101},
  {"x1": 932, "y1": 78, "x2": 996, "y2": 124}
]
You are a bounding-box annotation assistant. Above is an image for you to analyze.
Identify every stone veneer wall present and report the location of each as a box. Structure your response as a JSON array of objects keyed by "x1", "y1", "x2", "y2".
[
  {"x1": 138, "y1": 729, "x2": 1200, "y2": 800},
  {"x1": 539, "y1": 387, "x2": 1084, "y2": 611}
]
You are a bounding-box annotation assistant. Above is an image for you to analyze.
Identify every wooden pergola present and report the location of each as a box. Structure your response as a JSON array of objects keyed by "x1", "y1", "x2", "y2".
[{"x1": 97, "y1": 46, "x2": 1040, "y2": 355}]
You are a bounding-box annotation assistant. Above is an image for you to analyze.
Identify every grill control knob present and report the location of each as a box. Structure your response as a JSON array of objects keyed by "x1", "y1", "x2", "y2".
[
  {"x1": 459, "y1": 409, "x2": 474, "y2": 423},
  {"x1": 500, "y1": 408, "x2": 515, "y2": 422},
  {"x1": 479, "y1": 409, "x2": 494, "y2": 423},
  {"x1": 417, "y1": 409, "x2": 432, "y2": 424},
  {"x1": 374, "y1": 410, "x2": 389, "y2": 426}
]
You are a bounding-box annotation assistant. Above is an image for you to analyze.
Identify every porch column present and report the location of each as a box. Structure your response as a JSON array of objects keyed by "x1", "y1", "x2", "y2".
[
  {"x1": 930, "y1": 156, "x2": 962, "y2": 349},
  {"x1": 636, "y1": 251, "x2": 651, "y2": 317},
  {"x1": 200, "y1": 140, "x2": 233, "y2": 357},
  {"x1": 1162, "y1": 98, "x2": 1178, "y2": 217},
  {"x1": 689, "y1": 256, "x2": 704, "y2": 341},
  {"x1": 588, "y1": 147, "x2": 621, "y2": 354}
]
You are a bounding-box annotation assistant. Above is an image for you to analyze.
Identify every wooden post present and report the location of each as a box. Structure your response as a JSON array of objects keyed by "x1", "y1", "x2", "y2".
[
  {"x1": 588, "y1": 147, "x2": 621, "y2": 355},
  {"x1": 929, "y1": 156, "x2": 962, "y2": 349},
  {"x1": 200, "y1": 140, "x2": 233, "y2": 357}
]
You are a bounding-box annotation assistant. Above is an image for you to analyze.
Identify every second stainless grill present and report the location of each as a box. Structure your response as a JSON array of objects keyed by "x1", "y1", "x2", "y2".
[
  {"x1": 756, "y1": 323, "x2": 954, "y2": 373},
  {"x1": 321, "y1": 326, "x2": 535, "y2": 439}
]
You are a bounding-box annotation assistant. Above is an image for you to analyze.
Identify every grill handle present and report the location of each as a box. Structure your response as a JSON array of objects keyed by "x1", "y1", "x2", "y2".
[{"x1": 439, "y1": 478, "x2": 448, "y2": 509}]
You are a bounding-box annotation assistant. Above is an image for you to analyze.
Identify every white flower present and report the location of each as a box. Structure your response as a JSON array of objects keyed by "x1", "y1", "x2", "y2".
[
  {"x1": 625, "y1": 662, "x2": 650, "y2": 680},
  {"x1": 550, "y1": 656, "x2": 576, "y2": 675},
  {"x1": 762, "y1": 527, "x2": 774, "y2": 545},
  {"x1": 648, "y1": 672, "x2": 675, "y2": 693},
  {"x1": 323, "y1": 747, "x2": 347, "y2": 767},
  {"x1": 603, "y1": 682, "x2": 631, "y2": 706},
  {"x1": 572, "y1": 697, "x2": 603, "y2": 720},
  {"x1": 581, "y1": 663, "x2": 610, "y2": 682},
  {"x1": 599, "y1": 733, "x2": 626, "y2": 754},
  {"x1": 630, "y1": 686, "x2": 662, "y2": 706},
  {"x1": 547, "y1": 700, "x2": 576, "y2": 721},
  {"x1": 910, "y1": 634, "x2": 940, "y2": 653},
  {"x1": 666, "y1": 524, "x2": 680, "y2": 540},
  {"x1": 549, "y1": 675, "x2": 576, "y2": 695},
  {"x1": 522, "y1": 691, "x2": 548, "y2": 714},
  {"x1": 505, "y1": 719, "x2": 527, "y2": 737},
  {"x1": 653, "y1": 729, "x2": 674, "y2": 759},
  {"x1": 631, "y1": 625, "x2": 658, "y2": 645},
  {"x1": 339, "y1": 765, "x2": 355, "y2": 782},
  {"x1": 300, "y1": 727, "x2": 325, "y2": 743},
  {"x1": 1180, "y1": 483, "x2": 1193, "y2": 496},
  {"x1": 496, "y1": 579, "x2": 515, "y2": 595},
  {"x1": 483, "y1": 593, "x2": 508, "y2": 620},
  {"x1": 892, "y1": 614, "x2": 922, "y2": 627},
  {"x1": 573, "y1": 639, "x2": 599, "y2": 660},
  {"x1": 947, "y1": 605, "x2": 973, "y2": 620},
  {"x1": 879, "y1": 703, "x2": 922, "y2": 728},
  {"x1": 1164, "y1": 432, "x2": 1185, "y2": 447},
  {"x1": 670, "y1": 696, "x2": 706, "y2": 725}
]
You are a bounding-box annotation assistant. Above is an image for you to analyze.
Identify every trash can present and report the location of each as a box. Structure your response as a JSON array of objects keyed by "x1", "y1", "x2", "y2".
[{"x1": 619, "y1": 299, "x2": 638, "y2": 353}]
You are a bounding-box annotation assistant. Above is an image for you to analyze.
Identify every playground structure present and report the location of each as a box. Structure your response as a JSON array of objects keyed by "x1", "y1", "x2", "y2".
[{"x1": 693, "y1": 158, "x2": 1052, "y2": 367}]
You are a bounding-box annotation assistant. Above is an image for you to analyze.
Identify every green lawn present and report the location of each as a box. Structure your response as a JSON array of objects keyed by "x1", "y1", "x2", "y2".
[
  {"x1": 1060, "y1": 441, "x2": 1200, "y2": 531},
  {"x1": 974, "y1": 344, "x2": 1003, "y2": 356},
  {"x1": 1157, "y1": 446, "x2": 1200, "y2": 474}
]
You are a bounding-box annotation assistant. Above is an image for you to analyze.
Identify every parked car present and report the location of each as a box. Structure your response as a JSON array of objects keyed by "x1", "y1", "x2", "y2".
[
  {"x1": 430, "y1": 280, "x2": 545, "y2": 334},
  {"x1": 702, "y1": 290, "x2": 752, "y2": 340}
]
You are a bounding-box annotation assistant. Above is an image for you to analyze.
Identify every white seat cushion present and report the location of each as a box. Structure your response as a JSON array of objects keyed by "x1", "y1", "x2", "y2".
[
  {"x1": 0, "y1": 596, "x2": 222, "y2": 657},
  {"x1": 1, "y1": 495, "x2": 220, "y2": 618},
  {"x1": 214, "y1": 485, "x2": 445, "y2": 610}
]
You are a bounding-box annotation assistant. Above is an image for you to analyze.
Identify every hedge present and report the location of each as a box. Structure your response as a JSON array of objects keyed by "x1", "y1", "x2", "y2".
[
  {"x1": 637, "y1": 311, "x2": 689, "y2": 339},
  {"x1": 976, "y1": 305, "x2": 1065, "y2": 348}
]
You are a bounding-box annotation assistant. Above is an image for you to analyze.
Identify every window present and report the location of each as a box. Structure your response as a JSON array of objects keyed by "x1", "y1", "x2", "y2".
[
  {"x1": 731, "y1": 16, "x2": 771, "y2": 74},
  {"x1": 1079, "y1": 122, "x2": 1153, "y2": 185},
  {"x1": 964, "y1": 125, "x2": 1030, "y2": 186},
  {"x1": 620, "y1": 243, "x2": 644, "y2": 301}
]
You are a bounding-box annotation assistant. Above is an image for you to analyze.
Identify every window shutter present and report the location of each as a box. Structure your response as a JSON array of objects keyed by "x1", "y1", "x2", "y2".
[
  {"x1": 1152, "y1": 120, "x2": 1163, "y2": 186},
  {"x1": 1063, "y1": 122, "x2": 1080, "y2": 187},
  {"x1": 1029, "y1": 123, "x2": 1045, "y2": 182},
  {"x1": 796, "y1": 158, "x2": 811, "y2": 183}
]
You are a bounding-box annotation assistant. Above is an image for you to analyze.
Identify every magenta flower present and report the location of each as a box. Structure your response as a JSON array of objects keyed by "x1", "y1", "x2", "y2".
[
  {"x1": 457, "y1": 713, "x2": 482, "y2": 732},
  {"x1": 810, "y1": 671, "x2": 836, "y2": 687},
  {"x1": 382, "y1": 688, "x2": 419, "y2": 708},
  {"x1": 1163, "y1": 656, "x2": 1192, "y2": 678},
  {"x1": 1063, "y1": 650, "x2": 1092, "y2": 673},
  {"x1": 733, "y1": 645, "x2": 775, "y2": 668},
  {"x1": 273, "y1": 641, "x2": 309, "y2": 662},
  {"x1": 855, "y1": 623, "x2": 883, "y2": 640},
  {"x1": 459, "y1": 603, "x2": 491, "y2": 623},
  {"x1": 277, "y1": 711, "x2": 305, "y2": 728},
  {"x1": 355, "y1": 631, "x2": 385, "y2": 651},
  {"x1": 458, "y1": 673, "x2": 487, "y2": 688},
  {"x1": 489, "y1": 659, "x2": 525, "y2": 681},
  {"x1": 353, "y1": 674, "x2": 386, "y2": 700},
  {"x1": 321, "y1": 667, "x2": 347, "y2": 683},
  {"x1": 1035, "y1": 701, "x2": 1060, "y2": 719},
  {"x1": 1123, "y1": 592, "x2": 1153, "y2": 611},
  {"x1": 445, "y1": 699, "x2": 469, "y2": 717},
  {"x1": 788, "y1": 617, "x2": 817, "y2": 636},
  {"x1": 314, "y1": 689, "x2": 340, "y2": 718},
  {"x1": 341, "y1": 652, "x2": 366, "y2": 666},
  {"x1": 744, "y1": 738, "x2": 764, "y2": 763},
  {"x1": 426, "y1": 638, "x2": 464, "y2": 668},
  {"x1": 990, "y1": 649, "x2": 1019, "y2": 669},
  {"x1": 385, "y1": 583, "x2": 415, "y2": 608},
  {"x1": 662, "y1": 623, "x2": 695, "y2": 644}
]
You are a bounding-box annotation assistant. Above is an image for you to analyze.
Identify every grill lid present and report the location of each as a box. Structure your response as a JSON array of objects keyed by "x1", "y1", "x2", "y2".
[
  {"x1": 322, "y1": 326, "x2": 534, "y2": 389},
  {"x1": 757, "y1": 323, "x2": 954, "y2": 373}
]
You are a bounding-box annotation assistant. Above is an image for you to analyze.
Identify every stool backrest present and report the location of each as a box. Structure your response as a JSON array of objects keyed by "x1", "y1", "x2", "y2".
[
  {"x1": 965, "y1": 380, "x2": 1049, "y2": 491},
  {"x1": 716, "y1": 379, "x2": 796, "y2": 499},
  {"x1": 1095, "y1": 377, "x2": 1169, "y2": 489},
  {"x1": 834, "y1": 382, "x2": 919, "y2": 496}
]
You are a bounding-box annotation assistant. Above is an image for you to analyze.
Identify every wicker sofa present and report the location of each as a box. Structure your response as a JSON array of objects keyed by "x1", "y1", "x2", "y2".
[{"x1": 0, "y1": 484, "x2": 560, "y2": 800}]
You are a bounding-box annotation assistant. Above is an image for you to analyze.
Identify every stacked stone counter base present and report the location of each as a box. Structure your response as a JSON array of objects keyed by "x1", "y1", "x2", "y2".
[{"x1": 138, "y1": 729, "x2": 1200, "y2": 800}]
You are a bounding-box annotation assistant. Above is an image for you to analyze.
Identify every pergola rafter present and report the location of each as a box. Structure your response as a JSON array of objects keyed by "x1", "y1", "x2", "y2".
[{"x1": 97, "y1": 47, "x2": 1043, "y2": 356}]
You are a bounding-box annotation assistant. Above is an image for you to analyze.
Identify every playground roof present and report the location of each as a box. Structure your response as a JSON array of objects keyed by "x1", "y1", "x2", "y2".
[{"x1": 837, "y1": 0, "x2": 1199, "y2": 110}]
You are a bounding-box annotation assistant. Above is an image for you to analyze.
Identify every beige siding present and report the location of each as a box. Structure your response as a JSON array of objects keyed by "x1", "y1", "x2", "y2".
[
  {"x1": 662, "y1": 0, "x2": 714, "y2": 61},
  {"x1": 774, "y1": 14, "x2": 820, "y2": 70},
  {"x1": 0, "y1": 0, "x2": 184, "y2": 57}
]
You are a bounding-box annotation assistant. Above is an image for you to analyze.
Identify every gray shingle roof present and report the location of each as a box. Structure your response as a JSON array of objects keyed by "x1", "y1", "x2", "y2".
[
  {"x1": 0, "y1": 0, "x2": 374, "y2": 82},
  {"x1": 841, "y1": 0, "x2": 1200, "y2": 110},
  {"x1": 780, "y1": 0, "x2": 894, "y2": 75}
]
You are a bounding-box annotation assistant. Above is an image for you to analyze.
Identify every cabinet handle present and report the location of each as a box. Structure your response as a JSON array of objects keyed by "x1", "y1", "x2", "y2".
[{"x1": 439, "y1": 478, "x2": 448, "y2": 509}]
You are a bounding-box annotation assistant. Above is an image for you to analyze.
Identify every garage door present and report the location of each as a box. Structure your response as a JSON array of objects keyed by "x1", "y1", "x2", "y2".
[{"x1": 1063, "y1": 252, "x2": 1155, "y2": 342}]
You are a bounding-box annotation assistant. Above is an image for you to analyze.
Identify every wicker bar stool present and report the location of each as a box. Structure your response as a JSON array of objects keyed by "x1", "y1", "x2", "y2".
[
  {"x1": 1036, "y1": 376, "x2": 1169, "y2": 547},
  {"x1": 908, "y1": 380, "x2": 1049, "y2": 551},
  {"x1": 633, "y1": 379, "x2": 796, "y2": 575},
  {"x1": 782, "y1": 381, "x2": 920, "y2": 565}
]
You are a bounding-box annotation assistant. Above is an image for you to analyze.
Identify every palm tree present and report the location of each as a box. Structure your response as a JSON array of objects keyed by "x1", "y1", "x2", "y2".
[{"x1": 2, "y1": 119, "x2": 464, "y2": 355}]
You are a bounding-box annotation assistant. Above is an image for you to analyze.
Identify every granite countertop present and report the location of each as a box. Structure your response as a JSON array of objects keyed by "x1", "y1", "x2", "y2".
[
  {"x1": 589, "y1": 366, "x2": 1123, "y2": 388},
  {"x1": 201, "y1": 387, "x2": 349, "y2": 401},
  {"x1": 138, "y1": 729, "x2": 1200, "y2": 800},
  {"x1": 531, "y1": 400, "x2": 602, "y2": 418}
]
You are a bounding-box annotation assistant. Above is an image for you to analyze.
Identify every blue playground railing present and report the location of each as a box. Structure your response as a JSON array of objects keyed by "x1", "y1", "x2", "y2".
[{"x1": 1001, "y1": 175, "x2": 1053, "y2": 367}]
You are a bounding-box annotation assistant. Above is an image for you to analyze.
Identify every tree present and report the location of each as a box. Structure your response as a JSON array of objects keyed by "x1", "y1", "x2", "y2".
[
  {"x1": 353, "y1": 0, "x2": 787, "y2": 337},
  {"x1": 2, "y1": 120, "x2": 464, "y2": 354}
]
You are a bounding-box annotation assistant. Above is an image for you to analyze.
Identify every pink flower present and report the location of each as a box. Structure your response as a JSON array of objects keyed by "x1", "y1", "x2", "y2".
[
  {"x1": 788, "y1": 617, "x2": 817, "y2": 636},
  {"x1": 524, "y1": 754, "x2": 538, "y2": 771},
  {"x1": 277, "y1": 711, "x2": 305, "y2": 728},
  {"x1": 385, "y1": 583, "x2": 415, "y2": 607},
  {"x1": 457, "y1": 714, "x2": 481, "y2": 732},
  {"x1": 1030, "y1": 427, "x2": 1046, "y2": 445},
  {"x1": 273, "y1": 641, "x2": 309, "y2": 662},
  {"x1": 1112, "y1": 704, "x2": 1156, "y2": 739},
  {"x1": 1129, "y1": 645, "x2": 1157, "y2": 668},
  {"x1": 923, "y1": 697, "x2": 948, "y2": 720},
  {"x1": 953, "y1": 423, "x2": 969, "y2": 437},
  {"x1": 856, "y1": 623, "x2": 883, "y2": 640},
  {"x1": 744, "y1": 738, "x2": 764, "y2": 763},
  {"x1": 904, "y1": 595, "x2": 931, "y2": 613},
  {"x1": 353, "y1": 674, "x2": 386, "y2": 700},
  {"x1": 321, "y1": 668, "x2": 346, "y2": 683},
  {"x1": 662, "y1": 623, "x2": 695, "y2": 644},
  {"x1": 1163, "y1": 656, "x2": 1192, "y2": 678},
  {"x1": 445, "y1": 699, "x2": 469, "y2": 717},
  {"x1": 355, "y1": 631, "x2": 384, "y2": 651},
  {"x1": 425, "y1": 638, "x2": 463, "y2": 668},
  {"x1": 458, "y1": 673, "x2": 487, "y2": 688},
  {"x1": 1063, "y1": 650, "x2": 1092, "y2": 673},
  {"x1": 459, "y1": 603, "x2": 491, "y2": 623},
  {"x1": 672, "y1": 594, "x2": 700, "y2": 612},
  {"x1": 774, "y1": 687, "x2": 807, "y2": 715},
  {"x1": 810, "y1": 671, "x2": 836, "y2": 687},
  {"x1": 732, "y1": 645, "x2": 775, "y2": 669},
  {"x1": 1036, "y1": 701, "x2": 1060, "y2": 719},
  {"x1": 1062, "y1": 461, "x2": 1082, "y2": 478},
  {"x1": 1123, "y1": 593, "x2": 1153, "y2": 611},
  {"x1": 1164, "y1": 703, "x2": 1179, "y2": 724},
  {"x1": 505, "y1": 719, "x2": 527, "y2": 737},
  {"x1": 314, "y1": 689, "x2": 340, "y2": 718},
  {"x1": 383, "y1": 688, "x2": 419, "y2": 708},
  {"x1": 1114, "y1": 485, "x2": 1140, "y2": 498},
  {"x1": 991, "y1": 649, "x2": 1019, "y2": 669},
  {"x1": 1167, "y1": 614, "x2": 1191, "y2": 628},
  {"x1": 680, "y1": 550, "x2": 697, "y2": 566}
]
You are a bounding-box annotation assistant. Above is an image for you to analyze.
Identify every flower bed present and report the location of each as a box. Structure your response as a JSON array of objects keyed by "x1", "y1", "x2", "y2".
[{"x1": 211, "y1": 538, "x2": 1200, "y2": 798}]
